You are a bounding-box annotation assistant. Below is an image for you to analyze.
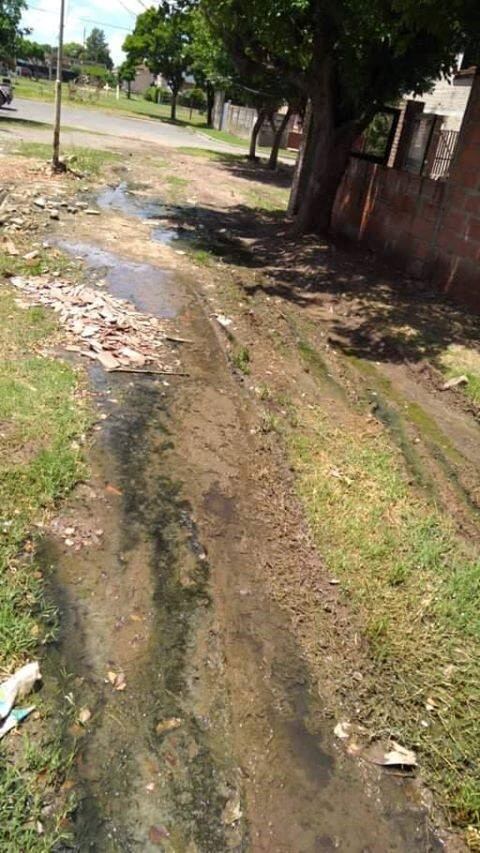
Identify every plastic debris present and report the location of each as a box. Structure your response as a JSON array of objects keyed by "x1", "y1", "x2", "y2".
[
  {"x1": 0, "y1": 661, "x2": 41, "y2": 719},
  {"x1": 0, "y1": 706, "x2": 35, "y2": 738},
  {"x1": 214, "y1": 314, "x2": 233, "y2": 328},
  {"x1": 0, "y1": 662, "x2": 41, "y2": 739},
  {"x1": 441, "y1": 374, "x2": 468, "y2": 391},
  {"x1": 363, "y1": 740, "x2": 417, "y2": 768},
  {"x1": 334, "y1": 721, "x2": 353, "y2": 740}
]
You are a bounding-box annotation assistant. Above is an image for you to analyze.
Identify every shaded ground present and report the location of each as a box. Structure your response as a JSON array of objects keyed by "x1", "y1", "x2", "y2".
[{"x1": 2, "y1": 138, "x2": 480, "y2": 850}]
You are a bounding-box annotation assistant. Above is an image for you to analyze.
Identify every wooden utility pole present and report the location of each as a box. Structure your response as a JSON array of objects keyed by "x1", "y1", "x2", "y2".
[{"x1": 52, "y1": 0, "x2": 66, "y2": 171}]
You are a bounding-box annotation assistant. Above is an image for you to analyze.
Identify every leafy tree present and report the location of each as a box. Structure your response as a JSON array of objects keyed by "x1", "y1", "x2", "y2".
[
  {"x1": 15, "y1": 37, "x2": 46, "y2": 61},
  {"x1": 202, "y1": 0, "x2": 480, "y2": 233},
  {"x1": 188, "y1": 7, "x2": 233, "y2": 126},
  {"x1": 84, "y1": 27, "x2": 113, "y2": 70},
  {"x1": 118, "y1": 58, "x2": 137, "y2": 99},
  {"x1": 0, "y1": 0, "x2": 26, "y2": 65},
  {"x1": 63, "y1": 42, "x2": 86, "y2": 61},
  {"x1": 123, "y1": 2, "x2": 192, "y2": 121}
]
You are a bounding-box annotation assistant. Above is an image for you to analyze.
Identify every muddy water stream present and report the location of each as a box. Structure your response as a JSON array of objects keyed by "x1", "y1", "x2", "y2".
[{"x1": 49, "y1": 186, "x2": 441, "y2": 851}]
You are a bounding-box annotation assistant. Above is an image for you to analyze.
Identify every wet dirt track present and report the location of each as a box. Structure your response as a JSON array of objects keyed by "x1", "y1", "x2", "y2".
[{"x1": 46, "y1": 186, "x2": 442, "y2": 851}]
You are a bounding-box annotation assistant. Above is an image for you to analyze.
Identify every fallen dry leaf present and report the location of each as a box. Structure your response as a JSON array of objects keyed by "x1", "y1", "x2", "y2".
[
  {"x1": 105, "y1": 483, "x2": 123, "y2": 496},
  {"x1": 155, "y1": 717, "x2": 182, "y2": 736},
  {"x1": 148, "y1": 825, "x2": 170, "y2": 844},
  {"x1": 78, "y1": 707, "x2": 92, "y2": 725}
]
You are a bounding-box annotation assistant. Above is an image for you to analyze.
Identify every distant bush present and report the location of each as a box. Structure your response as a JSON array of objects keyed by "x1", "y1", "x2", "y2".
[
  {"x1": 178, "y1": 87, "x2": 206, "y2": 110},
  {"x1": 143, "y1": 85, "x2": 158, "y2": 102}
]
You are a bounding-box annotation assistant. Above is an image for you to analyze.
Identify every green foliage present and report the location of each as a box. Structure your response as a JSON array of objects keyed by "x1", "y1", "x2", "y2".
[
  {"x1": 123, "y1": 2, "x2": 191, "y2": 97},
  {"x1": 143, "y1": 84, "x2": 159, "y2": 103},
  {"x1": 62, "y1": 41, "x2": 85, "y2": 61},
  {"x1": 178, "y1": 86, "x2": 206, "y2": 109},
  {"x1": 84, "y1": 27, "x2": 112, "y2": 70},
  {"x1": 0, "y1": 0, "x2": 26, "y2": 64},
  {"x1": 118, "y1": 58, "x2": 136, "y2": 84},
  {"x1": 80, "y1": 63, "x2": 114, "y2": 85},
  {"x1": 15, "y1": 37, "x2": 46, "y2": 62}
]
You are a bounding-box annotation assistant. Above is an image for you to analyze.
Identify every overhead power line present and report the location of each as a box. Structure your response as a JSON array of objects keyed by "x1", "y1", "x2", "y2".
[{"x1": 26, "y1": 4, "x2": 133, "y2": 31}]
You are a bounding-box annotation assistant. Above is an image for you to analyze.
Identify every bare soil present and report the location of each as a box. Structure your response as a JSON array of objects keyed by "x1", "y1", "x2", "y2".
[{"x1": 3, "y1": 144, "x2": 480, "y2": 850}]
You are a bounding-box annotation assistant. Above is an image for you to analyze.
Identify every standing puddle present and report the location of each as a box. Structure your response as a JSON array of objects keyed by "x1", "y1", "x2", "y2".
[
  {"x1": 48, "y1": 370, "x2": 241, "y2": 851},
  {"x1": 97, "y1": 182, "x2": 179, "y2": 245},
  {"x1": 57, "y1": 241, "x2": 182, "y2": 319},
  {"x1": 46, "y1": 200, "x2": 444, "y2": 851}
]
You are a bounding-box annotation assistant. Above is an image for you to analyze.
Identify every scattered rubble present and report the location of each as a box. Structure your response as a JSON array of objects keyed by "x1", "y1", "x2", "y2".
[
  {"x1": 9, "y1": 273, "x2": 180, "y2": 373},
  {"x1": 0, "y1": 184, "x2": 98, "y2": 235}
]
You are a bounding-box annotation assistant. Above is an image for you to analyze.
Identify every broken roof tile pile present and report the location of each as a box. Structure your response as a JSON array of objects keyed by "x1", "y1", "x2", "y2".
[{"x1": 9, "y1": 274, "x2": 176, "y2": 372}]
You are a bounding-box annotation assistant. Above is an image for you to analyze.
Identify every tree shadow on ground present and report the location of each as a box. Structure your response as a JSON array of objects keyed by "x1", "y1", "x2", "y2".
[
  {"x1": 163, "y1": 200, "x2": 480, "y2": 367},
  {"x1": 215, "y1": 155, "x2": 295, "y2": 190}
]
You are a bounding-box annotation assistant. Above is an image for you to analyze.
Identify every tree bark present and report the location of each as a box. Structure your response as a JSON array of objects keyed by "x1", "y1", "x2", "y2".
[
  {"x1": 206, "y1": 82, "x2": 214, "y2": 127},
  {"x1": 268, "y1": 106, "x2": 293, "y2": 171},
  {"x1": 171, "y1": 92, "x2": 177, "y2": 121},
  {"x1": 248, "y1": 108, "x2": 266, "y2": 161},
  {"x1": 127, "y1": 81, "x2": 131, "y2": 100},
  {"x1": 291, "y1": 63, "x2": 360, "y2": 234}
]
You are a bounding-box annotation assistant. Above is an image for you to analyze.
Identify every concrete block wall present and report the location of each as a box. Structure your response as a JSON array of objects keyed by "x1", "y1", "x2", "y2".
[{"x1": 332, "y1": 73, "x2": 480, "y2": 309}]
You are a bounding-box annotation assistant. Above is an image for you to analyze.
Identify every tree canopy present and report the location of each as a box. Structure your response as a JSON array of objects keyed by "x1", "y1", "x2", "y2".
[
  {"x1": 0, "y1": 0, "x2": 25, "y2": 65},
  {"x1": 84, "y1": 27, "x2": 113, "y2": 70},
  {"x1": 15, "y1": 37, "x2": 47, "y2": 62},
  {"x1": 202, "y1": 0, "x2": 480, "y2": 231},
  {"x1": 63, "y1": 42, "x2": 86, "y2": 61},
  {"x1": 123, "y1": 2, "x2": 192, "y2": 119}
]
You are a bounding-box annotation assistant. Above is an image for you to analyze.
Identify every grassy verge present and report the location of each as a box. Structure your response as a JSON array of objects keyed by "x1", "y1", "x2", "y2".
[
  {"x1": 287, "y1": 386, "x2": 480, "y2": 832},
  {"x1": 197, "y1": 126, "x2": 296, "y2": 160},
  {"x1": 439, "y1": 344, "x2": 480, "y2": 406},
  {"x1": 13, "y1": 78, "x2": 205, "y2": 124},
  {"x1": 10, "y1": 140, "x2": 120, "y2": 175},
  {"x1": 0, "y1": 259, "x2": 90, "y2": 848}
]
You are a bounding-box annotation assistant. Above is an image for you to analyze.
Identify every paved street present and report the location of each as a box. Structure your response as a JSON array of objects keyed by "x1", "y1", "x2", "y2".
[{"x1": 1, "y1": 97, "x2": 242, "y2": 153}]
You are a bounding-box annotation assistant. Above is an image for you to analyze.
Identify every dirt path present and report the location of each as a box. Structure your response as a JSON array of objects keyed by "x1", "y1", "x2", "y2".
[
  {"x1": 3, "y1": 146, "x2": 479, "y2": 849},
  {"x1": 32, "y1": 174, "x2": 447, "y2": 851}
]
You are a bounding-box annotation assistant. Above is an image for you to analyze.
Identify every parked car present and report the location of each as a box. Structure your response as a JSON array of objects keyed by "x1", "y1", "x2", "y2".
[{"x1": 0, "y1": 78, "x2": 13, "y2": 107}]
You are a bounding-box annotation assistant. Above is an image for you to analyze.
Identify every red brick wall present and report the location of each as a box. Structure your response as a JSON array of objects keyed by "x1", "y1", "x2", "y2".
[{"x1": 332, "y1": 74, "x2": 480, "y2": 309}]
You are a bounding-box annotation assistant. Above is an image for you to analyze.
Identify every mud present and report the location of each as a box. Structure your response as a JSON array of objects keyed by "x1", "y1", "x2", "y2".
[{"x1": 44, "y1": 183, "x2": 445, "y2": 851}]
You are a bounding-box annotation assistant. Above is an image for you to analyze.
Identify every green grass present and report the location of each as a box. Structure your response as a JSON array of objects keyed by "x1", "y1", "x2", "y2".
[
  {"x1": 14, "y1": 78, "x2": 206, "y2": 125},
  {"x1": 439, "y1": 344, "x2": 480, "y2": 406},
  {"x1": 10, "y1": 140, "x2": 120, "y2": 175},
  {"x1": 244, "y1": 185, "x2": 289, "y2": 212},
  {"x1": 0, "y1": 282, "x2": 90, "y2": 849},
  {"x1": 176, "y1": 146, "x2": 243, "y2": 164},
  {"x1": 198, "y1": 126, "x2": 296, "y2": 160},
  {"x1": 289, "y1": 403, "x2": 480, "y2": 830},
  {"x1": 231, "y1": 345, "x2": 251, "y2": 374}
]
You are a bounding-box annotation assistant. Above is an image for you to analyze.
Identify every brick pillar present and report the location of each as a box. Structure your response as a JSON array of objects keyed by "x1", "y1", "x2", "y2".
[
  {"x1": 393, "y1": 100, "x2": 425, "y2": 170},
  {"x1": 430, "y1": 72, "x2": 480, "y2": 305},
  {"x1": 448, "y1": 71, "x2": 480, "y2": 190}
]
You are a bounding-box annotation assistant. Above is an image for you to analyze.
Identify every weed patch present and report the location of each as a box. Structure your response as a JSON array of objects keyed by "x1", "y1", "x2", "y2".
[
  {"x1": 0, "y1": 287, "x2": 90, "y2": 849},
  {"x1": 231, "y1": 345, "x2": 251, "y2": 374},
  {"x1": 439, "y1": 344, "x2": 480, "y2": 406},
  {"x1": 289, "y1": 406, "x2": 480, "y2": 829},
  {"x1": 11, "y1": 141, "x2": 120, "y2": 176}
]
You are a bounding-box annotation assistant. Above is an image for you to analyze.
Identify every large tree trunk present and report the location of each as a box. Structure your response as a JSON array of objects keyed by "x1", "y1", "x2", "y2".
[
  {"x1": 127, "y1": 81, "x2": 131, "y2": 100},
  {"x1": 171, "y1": 92, "x2": 177, "y2": 121},
  {"x1": 268, "y1": 106, "x2": 292, "y2": 171},
  {"x1": 248, "y1": 108, "x2": 266, "y2": 161},
  {"x1": 290, "y1": 61, "x2": 360, "y2": 234},
  {"x1": 206, "y1": 82, "x2": 214, "y2": 127}
]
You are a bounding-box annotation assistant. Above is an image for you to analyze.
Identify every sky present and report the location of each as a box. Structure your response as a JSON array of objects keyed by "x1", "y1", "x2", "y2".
[{"x1": 21, "y1": 0, "x2": 142, "y2": 65}]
